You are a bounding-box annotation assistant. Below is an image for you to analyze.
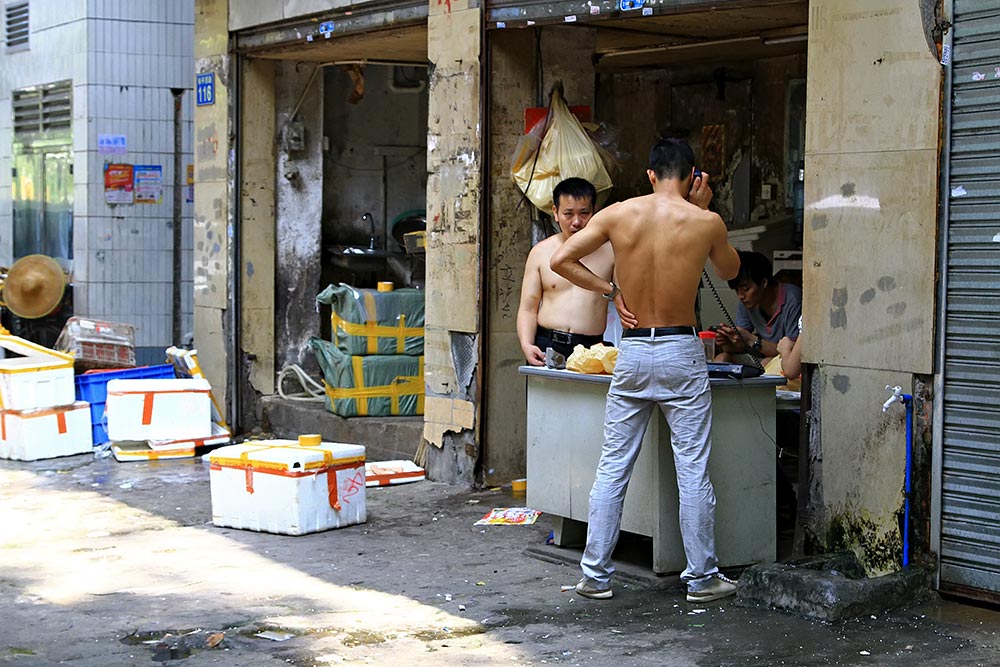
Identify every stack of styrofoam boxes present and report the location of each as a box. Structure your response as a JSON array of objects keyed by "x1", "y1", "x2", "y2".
[
  {"x1": 105, "y1": 378, "x2": 214, "y2": 461},
  {"x1": 0, "y1": 335, "x2": 93, "y2": 461},
  {"x1": 209, "y1": 435, "x2": 367, "y2": 535}
]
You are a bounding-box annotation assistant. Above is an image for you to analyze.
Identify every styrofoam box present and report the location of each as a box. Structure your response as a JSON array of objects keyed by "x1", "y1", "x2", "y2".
[
  {"x1": 365, "y1": 460, "x2": 426, "y2": 487},
  {"x1": 209, "y1": 440, "x2": 367, "y2": 535},
  {"x1": 0, "y1": 335, "x2": 76, "y2": 410},
  {"x1": 112, "y1": 441, "x2": 196, "y2": 462},
  {"x1": 0, "y1": 401, "x2": 94, "y2": 461},
  {"x1": 106, "y1": 378, "x2": 212, "y2": 442},
  {"x1": 148, "y1": 421, "x2": 231, "y2": 451}
]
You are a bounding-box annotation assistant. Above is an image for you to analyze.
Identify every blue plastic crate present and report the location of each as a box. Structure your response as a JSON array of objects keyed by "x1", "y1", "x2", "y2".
[{"x1": 75, "y1": 364, "x2": 176, "y2": 444}]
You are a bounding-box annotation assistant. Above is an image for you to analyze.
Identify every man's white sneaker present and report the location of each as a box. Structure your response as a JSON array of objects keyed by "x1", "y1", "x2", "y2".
[
  {"x1": 686, "y1": 573, "x2": 737, "y2": 602},
  {"x1": 575, "y1": 578, "x2": 613, "y2": 600}
]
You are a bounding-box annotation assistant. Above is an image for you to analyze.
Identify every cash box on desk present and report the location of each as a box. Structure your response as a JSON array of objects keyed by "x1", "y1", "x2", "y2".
[{"x1": 208, "y1": 435, "x2": 366, "y2": 535}]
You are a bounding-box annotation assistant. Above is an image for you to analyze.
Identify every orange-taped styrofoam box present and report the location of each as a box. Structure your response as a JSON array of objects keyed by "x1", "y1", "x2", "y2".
[
  {"x1": 365, "y1": 460, "x2": 426, "y2": 487},
  {"x1": 0, "y1": 334, "x2": 75, "y2": 411},
  {"x1": 147, "y1": 422, "x2": 230, "y2": 452},
  {"x1": 209, "y1": 437, "x2": 367, "y2": 535},
  {"x1": 0, "y1": 401, "x2": 93, "y2": 461},
  {"x1": 112, "y1": 440, "x2": 195, "y2": 462},
  {"x1": 105, "y1": 378, "x2": 212, "y2": 442}
]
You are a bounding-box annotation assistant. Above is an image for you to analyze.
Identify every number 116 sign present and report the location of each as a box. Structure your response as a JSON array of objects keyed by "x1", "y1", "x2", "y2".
[{"x1": 196, "y1": 72, "x2": 215, "y2": 107}]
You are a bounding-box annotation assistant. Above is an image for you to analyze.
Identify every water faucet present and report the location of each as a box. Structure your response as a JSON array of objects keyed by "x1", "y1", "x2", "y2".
[
  {"x1": 882, "y1": 385, "x2": 905, "y2": 412},
  {"x1": 362, "y1": 212, "x2": 376, "y2": 250}
]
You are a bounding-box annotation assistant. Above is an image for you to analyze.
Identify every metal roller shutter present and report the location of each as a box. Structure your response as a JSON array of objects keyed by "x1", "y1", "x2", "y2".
[{"x1": 939, "y1": 0, "x2": 1000, "y2": 597}]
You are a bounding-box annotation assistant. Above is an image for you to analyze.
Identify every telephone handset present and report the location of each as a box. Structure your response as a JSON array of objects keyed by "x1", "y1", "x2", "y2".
[{"x1": 701, "y1": 269, "x2": 766, "y2": 373}]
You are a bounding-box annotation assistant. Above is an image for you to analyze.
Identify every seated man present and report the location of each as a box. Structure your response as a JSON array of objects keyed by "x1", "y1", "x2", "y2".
[
  {"x1": 715, "y1": 251, "x2": 801, "y2": 365},
  {"x1": 517, "y1": 178, "x2": 614, "y2": 365}
]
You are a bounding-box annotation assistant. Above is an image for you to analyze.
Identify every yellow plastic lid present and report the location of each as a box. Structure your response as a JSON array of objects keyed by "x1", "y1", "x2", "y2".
[{"x1": 298, "y1": 434, "x2": 322, "y2": 447}]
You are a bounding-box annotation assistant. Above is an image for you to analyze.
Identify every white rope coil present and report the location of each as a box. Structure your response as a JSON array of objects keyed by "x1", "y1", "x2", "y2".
[{"x1": 277, "y1": 364, "x2": 326, "y2": 402}]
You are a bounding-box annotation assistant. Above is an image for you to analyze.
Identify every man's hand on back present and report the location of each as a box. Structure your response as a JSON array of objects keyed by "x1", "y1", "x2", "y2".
[
  {"x1": 614, "y1": 294, "x2": 638, "y2": 330},
  {"x1": 688, "y1": 171, "x2": 714, "y2": 210}
]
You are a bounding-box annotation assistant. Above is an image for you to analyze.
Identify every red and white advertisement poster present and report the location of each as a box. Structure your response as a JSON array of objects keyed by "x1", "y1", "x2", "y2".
[{"x1": 104, "y1": 163, "x2": 134, "y2": 205}]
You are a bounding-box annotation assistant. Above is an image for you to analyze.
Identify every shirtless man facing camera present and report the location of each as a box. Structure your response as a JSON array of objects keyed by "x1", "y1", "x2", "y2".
[{"x1": 517, "y1": 178, "x2": 614, "y2": 365}]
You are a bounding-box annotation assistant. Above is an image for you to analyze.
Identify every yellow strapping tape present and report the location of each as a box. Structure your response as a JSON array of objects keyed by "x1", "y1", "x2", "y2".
[
  {"x1": 352, "y1": 356, "x2": 367, "y2": 416},
  {"x1": 322, "y1": 372, "x2": 424, "y2": 416},
  {"x1": 363, "y1": 291, "x2": 378, "y2": 355},
  {"x1": 330, "y1": 312, "x2": 424, "y2": 353}
]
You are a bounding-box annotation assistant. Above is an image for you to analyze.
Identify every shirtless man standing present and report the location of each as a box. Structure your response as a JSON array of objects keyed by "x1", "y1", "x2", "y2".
[
  {"x1": 517, "y1": 178, "x2": 614, "y2": 366},
  {"x1": 551, "y1": 138, "x2": 741, "y2": 602}
]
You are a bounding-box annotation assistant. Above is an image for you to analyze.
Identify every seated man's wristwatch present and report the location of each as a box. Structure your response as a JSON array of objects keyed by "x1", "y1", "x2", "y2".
[
  {"x1": 602, "y1": 281, "x2": 620, "y2": 302},
  {"x1": 748, "y1": 334, "x2": 763, "y2": 354}
]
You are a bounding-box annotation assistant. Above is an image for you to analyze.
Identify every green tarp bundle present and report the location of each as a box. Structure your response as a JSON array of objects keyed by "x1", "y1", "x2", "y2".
[
  {"x1": 316, "y1": 283, "x2": 425, "y2": 357},
  {"x1": 309, "y1": 337, "x2": 424, "y2": 418}
]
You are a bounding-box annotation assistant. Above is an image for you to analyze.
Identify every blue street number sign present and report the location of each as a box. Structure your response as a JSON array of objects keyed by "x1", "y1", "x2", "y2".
[{"x1": 196, "y1": 73, "x2": 215, "y2": 106}]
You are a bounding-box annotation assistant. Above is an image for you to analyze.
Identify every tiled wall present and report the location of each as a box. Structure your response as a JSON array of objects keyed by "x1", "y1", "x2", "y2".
[{"x1": 1, "y1": 0, "x2": 195, "y2": 358}]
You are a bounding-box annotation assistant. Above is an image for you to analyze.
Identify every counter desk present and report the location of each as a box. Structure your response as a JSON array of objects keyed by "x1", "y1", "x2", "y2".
[{"x1": 519, "y1": 366, "x2": 785, "y2": 575}]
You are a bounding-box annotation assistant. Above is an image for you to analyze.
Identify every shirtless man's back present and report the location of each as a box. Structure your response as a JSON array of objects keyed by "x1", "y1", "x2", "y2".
[{"x1": 550, "y1": 138, "x2": 741, "y2": 604}]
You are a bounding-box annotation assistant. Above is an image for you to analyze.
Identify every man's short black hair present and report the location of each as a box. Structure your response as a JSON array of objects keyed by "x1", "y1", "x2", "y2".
[
  {"x1": 727, "y1": 251, "x2": 773, "y2": 289},
  {"x1": 648, "y1": 138, "x2": 696, "y2": 181},
  {"x1": 552, "y1": 177, "x2": 597, "y2": 209}
]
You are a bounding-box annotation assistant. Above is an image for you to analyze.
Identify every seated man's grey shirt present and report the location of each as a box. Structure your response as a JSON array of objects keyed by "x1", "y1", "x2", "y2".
[{"x1": 736, "y1": 283, "x2": 802, "y2": 343}]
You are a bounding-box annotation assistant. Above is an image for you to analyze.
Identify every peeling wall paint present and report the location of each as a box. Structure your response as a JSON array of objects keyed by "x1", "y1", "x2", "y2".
[
  {"x1": 423, "y1": 1, "x2": 483, "y2": 486},
  {"x1": 193, "y1": 0, "x2": 232, "y2": 414},
  {"x1": 274, "y1": 62, "x2": 324, "y2": 374}
]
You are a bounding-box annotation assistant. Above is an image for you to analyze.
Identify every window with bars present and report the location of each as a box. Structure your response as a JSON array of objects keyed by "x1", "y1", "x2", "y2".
[
  {"x1": 4, "y1": 1, "x2": 29, "y2": 51},
  {"x1": 13, "y1": 81, "x2": 72, "y2": 138}
]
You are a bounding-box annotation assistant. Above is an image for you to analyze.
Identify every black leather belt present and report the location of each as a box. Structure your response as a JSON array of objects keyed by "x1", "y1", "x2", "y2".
[
  {"x1": 622, "y1": 326, "x2": 697, "y2": 338},
  {"x1": 537, "y1": 326, "x2": 602, "y2": 346}
]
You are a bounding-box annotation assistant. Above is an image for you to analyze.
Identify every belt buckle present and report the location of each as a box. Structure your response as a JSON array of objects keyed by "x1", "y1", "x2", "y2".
[{"x1": 551, "y1": 330, "x2": 572, "y2": 345}]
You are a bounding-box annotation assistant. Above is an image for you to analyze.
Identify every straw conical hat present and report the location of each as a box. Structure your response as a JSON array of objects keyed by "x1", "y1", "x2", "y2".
[{"x1": 4, "y1": 254, "x2": 66, "y2": 319}]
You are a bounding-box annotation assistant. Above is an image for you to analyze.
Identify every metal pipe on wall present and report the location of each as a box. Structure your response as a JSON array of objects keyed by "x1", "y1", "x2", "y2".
[
  {"x1": 170, "y1": 88, "x2": 185, "y2": 345},
  {"x1": 229, "y1": 50, "x2": 243, "y2": 432}
]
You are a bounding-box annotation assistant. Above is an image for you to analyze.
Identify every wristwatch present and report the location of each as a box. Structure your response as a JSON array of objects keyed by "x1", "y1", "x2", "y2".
[
  {"x1": 748, "y1": 335, "x2": 763, "y2": 354},
  {"x1": 603, "y1": 281, "x2": 620, "y2": 302}
]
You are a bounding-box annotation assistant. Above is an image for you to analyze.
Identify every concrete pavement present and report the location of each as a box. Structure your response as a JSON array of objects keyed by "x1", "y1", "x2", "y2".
[{"x1": 2, "y1": 453, "x2": 999, "y2": 666}]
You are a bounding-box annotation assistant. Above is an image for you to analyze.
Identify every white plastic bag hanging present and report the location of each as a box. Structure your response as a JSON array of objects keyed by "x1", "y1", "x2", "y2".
[{"x1": 511, "y1": 88, "x2": 613, "y2": 213}]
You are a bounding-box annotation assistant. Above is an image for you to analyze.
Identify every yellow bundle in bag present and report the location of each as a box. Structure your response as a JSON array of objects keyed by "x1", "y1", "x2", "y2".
[
  {"x1": 567, "y1": 344, "x2": 618, "y2": 375},
  {"x1": 511, "y1": 89, "x2": 613, "y2": 213}
]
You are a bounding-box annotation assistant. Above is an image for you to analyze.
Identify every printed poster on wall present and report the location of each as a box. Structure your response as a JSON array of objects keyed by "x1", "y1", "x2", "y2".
[
  {"x1": 104, "y1": 163, "x2": 134, "y2": 204},
  {"x1": 134, "y1": 164, "x2": 163, "y2": 204},
  {"x1": 186, "y1": 164, "x2": 194, "y2": 203},
  {"x1": 98, "y1": 134, "x2": 127, "y2": 156}
]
